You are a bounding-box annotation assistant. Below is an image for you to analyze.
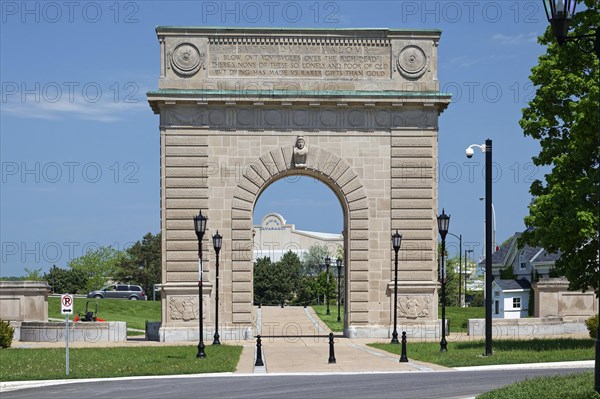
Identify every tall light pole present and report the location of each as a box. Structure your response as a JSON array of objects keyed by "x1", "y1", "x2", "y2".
[
  {"x1": 391, "y1": 230, "x2": 402, "y2": 344},
  {"x1": 336, "y1": 257, "x2": 343, "y2": 323},
  {"x1": 479, "y1": 198, "x2": 497, "y2": 252},
  {"x1": 466, "y1": 140, "x2": 493, "y2": 356},
  {"x1": 447, "y1": 232, "x2": 462, "y2": 307},
  {"x1": 542, "y1": 0, "x2": 599, "y2": 391},
  {"x1": 325, "y1": 256, "x2": 331, "y2": 315},
  {"x1": 465, "y1": 249, "x2": 474, "y2": 306},
  {"x1": 437, "y1": 210, "x2": 450, "y2": 352},
  {"x1": 193, "y1": 210, "x2": 208, "y2": 358},
  {"x1": 212, "y1": 231, "x2": 222, "y2": 345}
]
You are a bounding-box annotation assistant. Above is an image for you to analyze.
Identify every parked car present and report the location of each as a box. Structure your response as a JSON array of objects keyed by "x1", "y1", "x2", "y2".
[{"x1": 87, "y1": 284, "x2": 147, "y2": 300}]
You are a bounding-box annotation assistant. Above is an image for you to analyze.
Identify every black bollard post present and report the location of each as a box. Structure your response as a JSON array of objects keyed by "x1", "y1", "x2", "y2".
[
  {"x1": 400, "y1": 331, "x2": 408, "y2": 363},
  {"x1": 255, "y1": 335, "x2": 264, "y2": 367},
  {"x1": 328, "y1": 332, "x2": 336, "y2": 364}
]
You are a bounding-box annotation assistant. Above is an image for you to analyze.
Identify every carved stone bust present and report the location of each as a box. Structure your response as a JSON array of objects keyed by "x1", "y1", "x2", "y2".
[{"x1": 293, "y1": 136, "x2": 308, "y2": 168}]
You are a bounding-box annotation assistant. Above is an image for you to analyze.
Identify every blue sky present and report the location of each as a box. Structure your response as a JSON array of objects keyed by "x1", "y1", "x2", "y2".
[{"x1": 1, "y1": 1, "x2": 553, "y2": 275}]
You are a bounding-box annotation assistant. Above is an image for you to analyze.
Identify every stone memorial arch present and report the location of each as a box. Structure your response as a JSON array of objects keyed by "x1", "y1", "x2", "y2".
[{"x1": 147, "y1": 27, "x2": 451, "y2": 342}]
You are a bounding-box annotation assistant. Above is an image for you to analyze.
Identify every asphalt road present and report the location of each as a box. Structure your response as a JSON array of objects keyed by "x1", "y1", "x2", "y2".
[{"x1": 2, "y1": 368, "x2": 590, "y2": 399}]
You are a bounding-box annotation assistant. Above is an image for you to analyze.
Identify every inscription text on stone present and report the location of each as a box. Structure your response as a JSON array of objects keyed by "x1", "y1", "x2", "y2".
[{"x1": 209, "y1": 44, "x2": 390, "y2": 79}]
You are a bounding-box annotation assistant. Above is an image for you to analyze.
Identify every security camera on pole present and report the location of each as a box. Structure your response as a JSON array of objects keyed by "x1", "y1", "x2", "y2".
[{"x1": 465, "y1": 140, "x2": 493, "y2": 356}]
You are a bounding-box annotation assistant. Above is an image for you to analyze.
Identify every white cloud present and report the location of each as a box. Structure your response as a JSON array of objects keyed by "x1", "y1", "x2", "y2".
[
  {"x1": 1, "y1": 91, "x2": 148, "y2": 123},
  {"x1": 492, "y1": 32, "x2": 538, "y2": 45}
]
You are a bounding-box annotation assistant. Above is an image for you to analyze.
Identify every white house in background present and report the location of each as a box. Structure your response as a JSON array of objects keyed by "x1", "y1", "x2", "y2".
[
  {"x1": 492, "y1": 279, "x2": 531, "y2": 319},
  {"x1": 253, "y1": 213, "x2": 343, "y2": 262},
  {"x1": 482, "y1": 229, "x2": 559, "y2": 319}
]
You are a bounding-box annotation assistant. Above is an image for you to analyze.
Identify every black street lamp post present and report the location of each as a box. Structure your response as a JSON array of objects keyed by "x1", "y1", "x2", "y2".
[
  {"x1": 336, "y1": 257, "x2": 342, "y2": 323},
  {"x1": 447, "y1": 233, "x2": 462, "y2": 306},
  {"x1": 193, "y1": 210, "x2": 208, "y2": 358},
  {"x1": 543, "y1": 0, "x2": 600, "y2": 391},
  {"x1": 437, "y1": 210, "x2": 450, "y2": 352},
  {"x1": 466, "y1": 140, "x2": 493, "y2": 356},
  {"x1": 464, "y1": 249, "x2": 474, "y2": 305},
  {"x1": 325, "y1": 256, "x2": 331, "y2": 315},
  {"x1": 212, "y1": 231, "x2": 222, "y2": 345},
  {"x1": 391, "y1": 230, "x2": 402, "y2": 344}
]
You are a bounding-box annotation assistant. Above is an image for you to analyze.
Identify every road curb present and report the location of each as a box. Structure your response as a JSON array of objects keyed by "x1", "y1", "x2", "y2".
[
  {"x1": 2, "y1": 362, "x2": 594, "y2": 393},
  {"x1": 454, "y1": 360, "x2": 594, "y2": 371}
]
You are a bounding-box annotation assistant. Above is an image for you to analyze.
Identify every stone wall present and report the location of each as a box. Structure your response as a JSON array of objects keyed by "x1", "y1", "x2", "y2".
[
  {"x1": 533, "y1": 278, "x2": 597, "y2": 319},
  {"x1": 468, "y1": 317, "x2": 588, "y2": 337},
  {"x1": 0, "y1": 281, "x2": 49, "y2": 322},
  {"x1": 19, "y1": 321, "x2": 127, "y2": 342}
]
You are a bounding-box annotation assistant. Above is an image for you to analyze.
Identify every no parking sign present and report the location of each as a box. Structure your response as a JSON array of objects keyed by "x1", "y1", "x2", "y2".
[
  {"x1": 60, "y1": 294, "x2": 73, "y2": 375},
  {"x1": 61, "y1": 294, "x2": 73, "y2": 315}
]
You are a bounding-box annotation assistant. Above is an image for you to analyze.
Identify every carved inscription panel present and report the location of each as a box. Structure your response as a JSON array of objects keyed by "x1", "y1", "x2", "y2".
[{"x1": 209, "y1": 43, "x2": 390, "y2": 79}]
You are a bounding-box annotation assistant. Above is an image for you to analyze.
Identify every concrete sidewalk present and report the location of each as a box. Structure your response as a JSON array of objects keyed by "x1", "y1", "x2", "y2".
[{"x1": 239, "y1": 305, "x2": 444, "y2": 374}]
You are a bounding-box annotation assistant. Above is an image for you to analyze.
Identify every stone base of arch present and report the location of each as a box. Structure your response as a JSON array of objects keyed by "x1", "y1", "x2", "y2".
[{"x1": 157, "y1": 282, "x2": 254, "y2": 342}]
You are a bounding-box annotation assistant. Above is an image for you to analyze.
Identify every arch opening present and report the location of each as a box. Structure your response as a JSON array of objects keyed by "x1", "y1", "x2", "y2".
[{"x1": 252, "y1": 174, "x2": 348, "y2": 336}]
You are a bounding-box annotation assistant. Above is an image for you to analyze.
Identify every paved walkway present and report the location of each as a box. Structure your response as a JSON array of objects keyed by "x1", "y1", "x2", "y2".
[{"x1": 237, "y1": 306, "x2": 444, "y2": 374}]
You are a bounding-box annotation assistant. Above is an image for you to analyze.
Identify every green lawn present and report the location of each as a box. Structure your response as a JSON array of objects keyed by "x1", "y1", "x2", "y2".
[
  {"x1": 477, "y1": 371, "x2": 600, "y2": 399},
  {"x1": 48, "y1": 297, "x2": 161, "y2": 333},
  {"x1": 369, "y1": 338, "x2": 594, "y2": 367},
  {"x1": 309, "y1": 305, "x2": 484, "y2": 334},
  {"x1": 442, "y1": 306, "x2": 485, "y2": 333},
  {"x1": 0, "y1": 345, "x2": 242, "y2": 381},
  {"x1": 311, "y1": 305, "x2": 344, "y2": 332}
]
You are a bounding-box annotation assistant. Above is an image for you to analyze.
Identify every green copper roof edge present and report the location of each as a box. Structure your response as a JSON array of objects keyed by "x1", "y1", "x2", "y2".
[
  {"x1": 147, "y1": 89, "x2": 452, "y2": 98},
  {"x1": 155, "y1": 26, "x2": 442, "y2": 34}
]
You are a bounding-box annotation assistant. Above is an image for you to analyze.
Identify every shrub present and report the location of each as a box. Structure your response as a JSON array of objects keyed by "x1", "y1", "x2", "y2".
[
  {"x1": 0, "y1": 319, "x2": 14, "y2": 348},
  {"x1": 585, "y1": 314, "x2": 598, "y2": 339},
  {"x1": 470, "y1": 291, "x2": 485, "y2": 307}
]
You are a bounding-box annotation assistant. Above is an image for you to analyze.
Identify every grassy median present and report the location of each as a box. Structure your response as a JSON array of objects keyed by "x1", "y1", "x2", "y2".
[
  {"x1": 311, "y1": 305, "x2": 344, "y2": 332},
  {"x1": 47, "y1": 297, "x2": 161, "y2": 334},
  {"x1": 369, "y1": 338, "x2": 594, "y2": 367},
  {"x1": 477, "y1": 371, "x2": 600, "y2": 399},
  {"x1": 0, "y1": 345, "x2": 242, "y2": 381}
]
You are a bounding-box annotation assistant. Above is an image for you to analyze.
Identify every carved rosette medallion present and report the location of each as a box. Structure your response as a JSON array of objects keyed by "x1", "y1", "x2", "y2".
[
  {"x1": 398, "y1": 295, "x2": 431, "y2": 319},
  {"x1": 170, "y1": 43, "x2": 204, "y2": 77},
  {"x1": 396, "y1": 45, "x2": 429, "y2": 80},
  {"x1": 169, "y1": 296, "x2": 202, "y2": 321}
]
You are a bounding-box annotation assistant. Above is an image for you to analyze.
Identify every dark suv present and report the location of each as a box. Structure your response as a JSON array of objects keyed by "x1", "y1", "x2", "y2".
[{"x1": 87, "y1": 284, "x2": 147, "y2": 300}]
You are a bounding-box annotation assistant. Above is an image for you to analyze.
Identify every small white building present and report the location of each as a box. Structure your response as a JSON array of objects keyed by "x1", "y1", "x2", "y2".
[
  {"x1": 492, "y1": 279, "x2": 531, "y2": 319},
  {"x1": 253, "y1": 213, "x2": 343, "y2": 262}
]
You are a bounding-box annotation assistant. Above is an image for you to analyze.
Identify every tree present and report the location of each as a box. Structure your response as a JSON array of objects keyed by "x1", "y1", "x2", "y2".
[
  {"x1": 314, "y1": 270, "x2": 336, "y2": 304},
  {"x1": 23, "y1": 267, "x2": 44, "y2": 281},
  {"x1": 68, "y1": 246, "x2": 125, "y2": 293},
  {"x1": 437, "y1": 243, "x2": 460, "y2": 307},
  {"x1": 114, "y1": 233, "x2": 161, "y2": 299},
  {"x1": 519, "y1": 1, "x2": 599, "y2": 292},
  {"x1": 44, "y1": 265, "x2": 88, "y2": 294},
  {"x1": 253, "y1": 252, "x2": 303, "y2": 305},
  {"x1": 295, "y1": 275, "x2": 316, "y2": 305},
  {"x1": 254, "y1": 257, "x2": 274, "y2": 304},
  {"x1": 276, "y1": 251, "x2": 303, "y2": 303},
  {"x1": 301, "y1": 244, "x2": 330, "y2": 276},
  {"x1": 438, "y1": 254, "x2": 460, "y2": 308}
]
